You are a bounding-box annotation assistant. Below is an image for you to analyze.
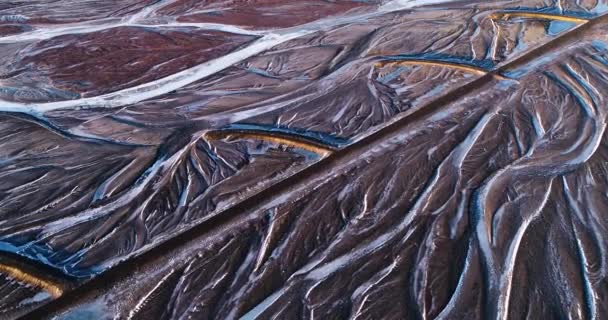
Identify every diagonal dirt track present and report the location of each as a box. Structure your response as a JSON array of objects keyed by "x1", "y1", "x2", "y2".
[{"x1": 17, "y1": 8, "x2": 608, "y2": 319}]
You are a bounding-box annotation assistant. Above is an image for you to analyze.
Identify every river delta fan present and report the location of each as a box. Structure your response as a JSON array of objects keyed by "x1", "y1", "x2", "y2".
[{"x1": 0, "y1": 0, "x2": 608, "y2": 319}]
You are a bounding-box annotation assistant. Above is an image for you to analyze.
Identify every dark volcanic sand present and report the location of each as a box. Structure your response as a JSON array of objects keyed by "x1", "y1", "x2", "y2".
[{"x1": 2, "y1": 0, "x2": 608, "y2": 319}]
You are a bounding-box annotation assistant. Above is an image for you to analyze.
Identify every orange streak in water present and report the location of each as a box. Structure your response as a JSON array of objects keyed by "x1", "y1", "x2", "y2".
[
  {"x1": 375, "y1": 60, "x2": 506, "y2": 80},
  {"x1": 0, "y1": 263, "x2": 63, "y2": 298},
  {"x1": 204, "y1": 131, "x2": 336, "y2": 156},
  {"x1": 490, "y1": 12, "x2": 588, "y2": 24}
]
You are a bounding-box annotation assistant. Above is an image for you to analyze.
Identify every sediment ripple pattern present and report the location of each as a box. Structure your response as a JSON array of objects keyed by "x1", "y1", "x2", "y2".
[
  {"x1": 80, "y1": 38, "x2": 608, "y2": 320},
  {"x1": 2, "y1": 0, "x2": 608, "y2": 319}
]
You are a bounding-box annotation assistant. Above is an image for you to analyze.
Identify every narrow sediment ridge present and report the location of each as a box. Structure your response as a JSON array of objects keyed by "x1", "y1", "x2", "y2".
[
  {"x1": 204, "y1": 130, "x2": 337, "y2": 156},
  {"x1": 0, "y1": 253, "x2": 74, "y2": 299},
  {"x1": 374, "y1": 59, "x2": 506, "y2": 79},
  {"x1": 489, "y1": 11, "x2": 590, "y2": 23}
]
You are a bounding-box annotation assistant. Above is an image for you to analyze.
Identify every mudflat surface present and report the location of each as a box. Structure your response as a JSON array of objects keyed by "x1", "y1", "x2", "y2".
[{"x1": 1, "y1": 0, "x2": 608, "y2": 319}]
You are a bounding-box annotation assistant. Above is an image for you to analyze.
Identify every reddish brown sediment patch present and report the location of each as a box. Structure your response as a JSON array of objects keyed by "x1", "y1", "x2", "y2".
[
  {"x1": 160, "y1": 0, "x2": 379, "y2": 29},
  {"x1": 0, "y1": 0, "x2": 158, "y2": 24},
  {"x1": 0, "y1": 24, "x2": 30, "y2": 36},
  {"x1": 5, "y1": 26, "x2": 256, "y2": 102}
]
